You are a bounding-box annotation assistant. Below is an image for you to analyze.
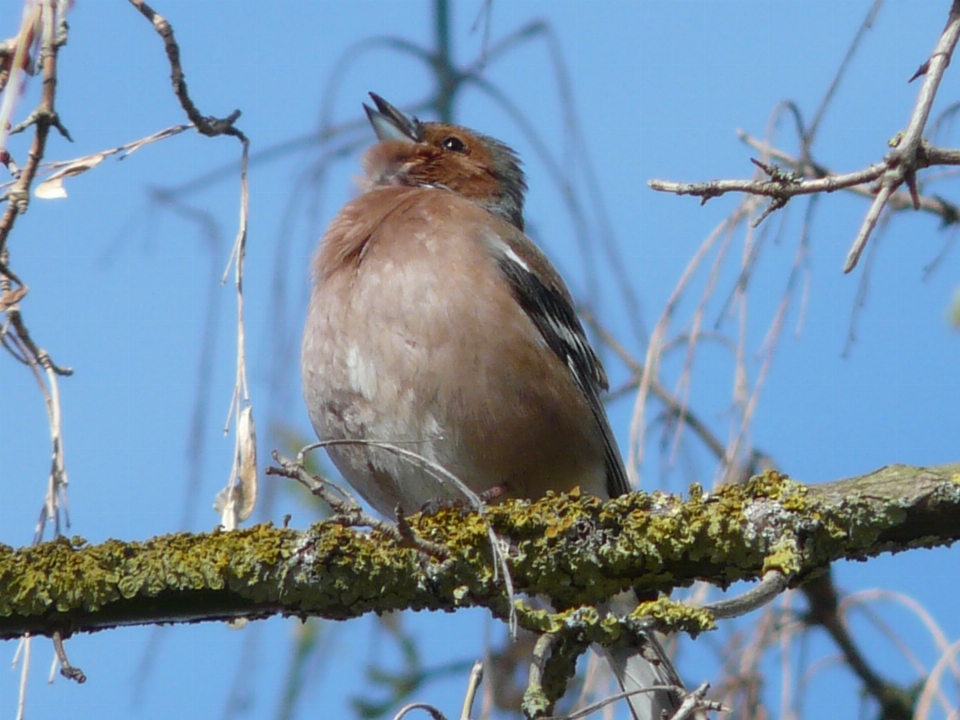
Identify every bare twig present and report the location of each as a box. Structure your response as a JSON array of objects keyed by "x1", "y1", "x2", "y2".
[
  {"x1": 648, "y1": 159, "x2": 887, "y2": 208},
  {"x1": 738, "y1": 131, "x2": 960, "y2": 227},
  {"x1": 802, "y1": 572, "x2": 914, "y2": 720},
  {"x1": 269, "y1": 451, "x2": 460, "y2": 598},
  {"x1": 914, "y1": 638, "x2": 960, "y2": 720},
  {"x1": 0, "y1": 0, "x2": 69, "y2": 259},
  {"x1": 629, "y1": 204, "x2": 758, "y2": 484},
  {"x1": 5, "y1": 124, "x2": 191, "y2": 198},
  {"x1": 218, "y1": 135, "x2": 254, "y2": 529},
  {"x1": 458, "y1": 661, "x2": 484, "y2": 720},
  {"x1": 803, "y1": 0, "x2": 884, "y2": 147},
  {"x1": 280, "y1": 439, "x2": 518, "y2": 635},
  {"x1": 126, "y1": 0, "x2": 255, "y2": 530},
  {"x1": 392, "y1": 704, "x2": 446, "y2": 720},
  {"x1": 0, "y1": 2, "x2": 74, "y2": 550},
  {"x1": 13, "y1": 634, "x2": 31, "y2": 720},
  {"x1": 267, "y1": 450, "x2": 406, "y2": 545},
  {"x1": 648, "y1": 3, "x2": 960, "y2": 275},
  {"x1": 581, "y1": 310, "x2": 731, "y2": 465},
  {"x1": 841, "y1": 590, "x2": 958, "y2": 716},
  {"x1": 51, "y1": 631, "x2": 86, "y2": 684},
  {"x1": 648, "y1": 137, "x2": 960, "y2": 270},
  {"x1": 843, "y1": 0, "x2": 960, "y2": 270},
  {"x1": 705, "y1": 570, "x2": 790, "y2": 620},
  {"x1": 670, "y1": 682, "x2": 726, "y2": 720},
  {"x1": 127, "y1": 0, "x2": 244, "y2": 140}
]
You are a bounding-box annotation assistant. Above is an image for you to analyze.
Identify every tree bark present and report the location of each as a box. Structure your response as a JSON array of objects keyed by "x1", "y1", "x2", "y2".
[{"x1": 2, "y1": 464, "x2": 958, "y2": 643}]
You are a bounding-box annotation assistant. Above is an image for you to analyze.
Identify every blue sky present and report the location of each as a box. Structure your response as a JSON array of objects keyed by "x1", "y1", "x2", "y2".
[{"x1": 1, "y1": 1, "x2": 958, "y2": 718}]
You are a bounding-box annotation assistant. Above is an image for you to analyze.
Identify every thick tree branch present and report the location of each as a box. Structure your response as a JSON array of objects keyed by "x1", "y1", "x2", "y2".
[{"x1": 1, "y1": 464, "x2": 958, "y2": 643}]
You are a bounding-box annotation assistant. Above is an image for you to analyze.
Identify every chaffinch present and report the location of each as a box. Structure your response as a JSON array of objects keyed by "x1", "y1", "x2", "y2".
[{"x1": 301, "y1": 93, "x2": 682, "y2": 720}]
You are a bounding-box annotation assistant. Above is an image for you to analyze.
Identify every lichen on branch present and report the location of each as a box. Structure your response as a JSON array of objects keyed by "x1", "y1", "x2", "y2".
[{"x1": 1, "y1": 464, "x2": 958, "y2": 643}]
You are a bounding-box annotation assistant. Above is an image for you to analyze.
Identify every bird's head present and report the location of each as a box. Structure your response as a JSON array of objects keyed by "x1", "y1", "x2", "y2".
[{"x1": 361, "y1": 93, "x2": 527, "y2": 230}]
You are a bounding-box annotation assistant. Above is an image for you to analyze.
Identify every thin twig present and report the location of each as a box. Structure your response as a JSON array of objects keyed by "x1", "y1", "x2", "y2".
[
  {"x1": 705, "y1": 571, "x2": 790, "y2": 620},
  {"x1": 738, "y1": 131, "x2": 960, "y2": 226},
  {"x1": 127, "y1": 0, "x2": 245, "y2": 140},
  {"x1": 648, "y1": 2, "x2": 960, "y2": 275},
  {"x1": 0, "y1": 0, "x2": 68, "y2": 259},
  {"x1": 285, "y1": 439, "x2": 518, "y2": 635},
  {"x1": 804, "y1": 0, "x2": 884, "y2": 146},
  {"x1": 51, "y1": 631, "x2": 86, "y2": 683},
  {"x1": 267, "y1": 450, "x2": 407, "y2": 546},
  {"x1": 802, "y1": 573, "x2": 914, "y2": 720},
  {"x1": 392, "y1": 703, "x2": 447, "y2": 720},
  {"x1": 0, "y1": 2, "x2": 74, "y2": 550},
  {"x1": 126, "y1": 0, "x2": 255, "y2": 531},
  {"x1": 581, "y1": 310, "x2": 730, "y2": 464},
  {"x1": 648, "y1": 160, "x2": 887, "y2": 206},
  {"x1": 845, "y1": 0, "x2": 960, "y2": 269},
  {"x1": 458, "y1": 661, "x2": 484, "y2": 720}
]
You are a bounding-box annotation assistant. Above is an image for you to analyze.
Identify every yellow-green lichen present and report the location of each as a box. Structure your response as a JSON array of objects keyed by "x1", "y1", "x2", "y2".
[
  {"x1": 4, "y1": 462, "x2": 958, "y2": 641},
  {"x1": 633, "y1": 596, "x2": 717, "y2": 635},
  {"x1": 762, "y1": 537, "x2": 802, "y2": 576}
]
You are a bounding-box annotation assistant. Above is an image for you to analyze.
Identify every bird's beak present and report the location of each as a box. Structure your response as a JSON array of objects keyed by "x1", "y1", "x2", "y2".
[{"x1": 364, "y1": 93, "x2": 424, "y2": 143}]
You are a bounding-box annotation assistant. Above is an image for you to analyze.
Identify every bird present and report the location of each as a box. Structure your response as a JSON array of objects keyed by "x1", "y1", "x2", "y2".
[{"x1": 301, "y1": 92, "x2": 684, "y2": 720}]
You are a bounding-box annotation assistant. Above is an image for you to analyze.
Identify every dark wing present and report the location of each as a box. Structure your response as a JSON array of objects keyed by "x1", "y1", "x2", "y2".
[{"x1": 487, "y1": 232, "x2": 632, "y2": 498}]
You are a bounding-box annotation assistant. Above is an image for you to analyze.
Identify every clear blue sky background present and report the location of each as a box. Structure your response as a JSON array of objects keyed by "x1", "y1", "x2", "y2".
[{"x1": 1, "y1": 2, "x2": 958, "y2": 718}]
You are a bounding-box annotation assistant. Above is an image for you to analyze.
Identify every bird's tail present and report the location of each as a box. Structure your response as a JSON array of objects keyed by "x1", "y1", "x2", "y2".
[
  {"x1": 599, "y1": 592, "x2": 685, "y2": 720},
  {"x1": 602, "y1": 629, "x2": 683, "y2": 720}
]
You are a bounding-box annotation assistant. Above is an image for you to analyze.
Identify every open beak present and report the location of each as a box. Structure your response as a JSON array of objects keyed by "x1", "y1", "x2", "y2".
[{"x1": 363, "y1": 93, "x2": 424, "y2": 143}]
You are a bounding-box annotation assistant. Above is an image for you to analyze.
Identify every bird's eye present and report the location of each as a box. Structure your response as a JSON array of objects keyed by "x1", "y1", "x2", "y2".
[{"x1": 442, "y1": 136, "x2": 467, "y2": 153}]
